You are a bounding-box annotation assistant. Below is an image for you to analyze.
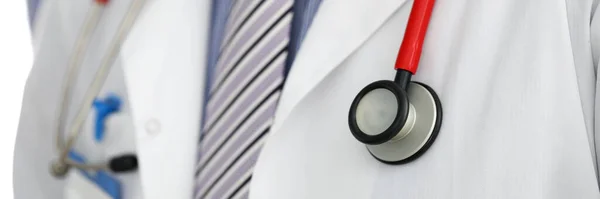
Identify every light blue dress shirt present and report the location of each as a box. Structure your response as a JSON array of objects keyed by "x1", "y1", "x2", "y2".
[
  {"x1": 287, "y1": 0, "x2": 322, "y2": 75},
  {"x1": 27, "y1": 0, "x2": 41, "y2": 29}
]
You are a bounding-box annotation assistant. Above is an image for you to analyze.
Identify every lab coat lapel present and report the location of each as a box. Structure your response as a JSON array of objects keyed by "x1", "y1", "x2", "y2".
[
  {"x1": 121, "y1": 0, "x2": 209, "y2": 198},
  {"x1": 272, "y1": 0, "x2": 410, "y2": 131}
]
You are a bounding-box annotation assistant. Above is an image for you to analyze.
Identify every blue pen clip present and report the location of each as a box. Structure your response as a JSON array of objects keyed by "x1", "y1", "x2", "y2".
[
  {"x1": 69, "y1": 150, "x2": 122, "y2": 199},
  {"x1": 92, "y1": 94, "x2": 122, "y2": 142}
]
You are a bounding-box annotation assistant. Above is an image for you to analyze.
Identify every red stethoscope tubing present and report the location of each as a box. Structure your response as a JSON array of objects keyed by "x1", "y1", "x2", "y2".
[{"x1": 394, "y1": 0, "x2": 435, "y2": 74}]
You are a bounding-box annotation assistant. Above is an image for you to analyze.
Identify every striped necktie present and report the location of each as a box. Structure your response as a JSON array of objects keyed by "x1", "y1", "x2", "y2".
[{"x1": 194, "y1": 1, "x2": 293, "y2": 199}]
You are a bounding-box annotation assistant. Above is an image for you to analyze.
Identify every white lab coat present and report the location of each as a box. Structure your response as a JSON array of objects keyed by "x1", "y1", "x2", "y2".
[
  {"x1": 14, "y1": 0, "x2": 208, "y2": 198},
  {"x1": 13, "y1": 0, "x2": 600, "y2": 199},
  {"x1": 252, "y1": 0, "x2": 600, "y2": 198}
]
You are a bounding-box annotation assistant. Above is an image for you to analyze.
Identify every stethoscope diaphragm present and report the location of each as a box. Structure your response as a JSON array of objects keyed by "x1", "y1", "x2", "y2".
[{"x1": 349, "y1": 81, "x2": 442, "y2": 164}]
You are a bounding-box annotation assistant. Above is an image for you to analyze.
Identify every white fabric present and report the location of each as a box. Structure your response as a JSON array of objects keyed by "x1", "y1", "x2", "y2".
[
  {"x1": 251, "y1": 0, "x2": 600, "y2": 198},
  {"x1": 14, "y1": 0, "x2": 600, "y2": 198},
  {"x1": 13, "y1": 0, "x2": 208, "y2": 199}
]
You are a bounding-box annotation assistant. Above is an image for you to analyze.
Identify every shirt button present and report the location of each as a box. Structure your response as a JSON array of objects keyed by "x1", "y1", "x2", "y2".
[{"x1": 145, "y1": 118, "x2": 161, "y2": 135}]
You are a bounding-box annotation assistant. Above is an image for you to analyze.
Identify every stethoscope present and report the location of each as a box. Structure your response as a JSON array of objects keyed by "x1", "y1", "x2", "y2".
[
  {"x1": 348, "y1": 0, "x2": 443, "y2": 164},
  {"x1": 50, "y1": 0, "x2": 146, "y2": 178}
]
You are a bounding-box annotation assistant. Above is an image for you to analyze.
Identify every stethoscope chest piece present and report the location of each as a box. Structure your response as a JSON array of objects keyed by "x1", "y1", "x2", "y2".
[
  {"x1": 348, "y1": 0, "x2": 441, "y2": 164},
  {"x1": 348, "y1": 80, "x2": 442, "y2": 164}
]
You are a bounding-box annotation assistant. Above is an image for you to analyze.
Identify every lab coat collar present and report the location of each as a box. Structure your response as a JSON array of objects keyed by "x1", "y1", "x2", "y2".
[{"x1": 272, "y1": 0, "x2": 410, "y2": 132}]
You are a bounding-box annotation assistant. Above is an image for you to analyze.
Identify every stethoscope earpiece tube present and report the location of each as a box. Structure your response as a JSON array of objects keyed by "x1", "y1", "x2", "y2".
[
  {"x1": 51, "y1": 0, "x2": 147, "y2": 178},
  {"x1": 394, "y1": 0, "x2": 436, "y2": 74},
  {"x1": 348, "y1": 0, "x2": 442, "y2": 164}
]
